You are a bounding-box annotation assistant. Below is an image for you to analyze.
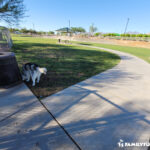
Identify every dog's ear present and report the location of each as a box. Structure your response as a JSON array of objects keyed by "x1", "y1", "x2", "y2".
[
  {"x1": 43, "y1": 68, "x2": 47, "y2": 74},
  {"x1": 39, "y1": 67, "x2": 47, "y2": 74}
]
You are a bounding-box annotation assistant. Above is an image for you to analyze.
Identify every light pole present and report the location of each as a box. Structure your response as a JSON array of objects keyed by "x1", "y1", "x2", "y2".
[
  {"x1": 68, "y1": 20, "x2": 71, "y2": 40},
  {"x1": 33, "y1": 23, "x2": 35, "y2": 30},
  {"x1": 124, "y1": 18, "x2": 130, "y2": 34},
  {"x1": 69, "y1": 20, "x2": 70, "y2": 29}
]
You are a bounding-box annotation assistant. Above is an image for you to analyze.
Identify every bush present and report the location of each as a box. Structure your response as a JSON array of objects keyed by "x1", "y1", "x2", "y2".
[
  {"x1": 131, "y1": 34, "x2": 136, "y2": 37},
  {"x1": 94, "y1": 32, "x2": 100, "y2": 36},
  {"x1": 136, "y1": 34, "x2": 143, "y2": 37},
  {"x1": 120, "y1": 34, "x2": 130, "y2": 37},
  {"x1": 103, "y1": 33, "x2": 120, "y2": 37},
  {"x1": 143, "y1": 34, "x2": 148, "y2": 37}
]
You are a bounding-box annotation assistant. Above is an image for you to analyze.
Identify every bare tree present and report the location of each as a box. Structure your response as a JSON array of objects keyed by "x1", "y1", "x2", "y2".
[
  {"x1": 0, "y1": 0, "x2": 26, "y2": 25},
  {"x1": 89, "y1": 23, "x2": 98, "y2": 35}
]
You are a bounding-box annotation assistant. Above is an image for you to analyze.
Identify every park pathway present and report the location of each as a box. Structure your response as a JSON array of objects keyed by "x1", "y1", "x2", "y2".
[
  {"x1": 0, "y1": 84, "x2": 79, "y2": 150},
  {"x1": 42, "y1": 45, "x2": 150, "y2": 150}
]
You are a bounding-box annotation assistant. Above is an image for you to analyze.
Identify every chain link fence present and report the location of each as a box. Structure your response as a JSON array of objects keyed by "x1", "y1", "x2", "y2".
[{"x1": 0, "y1": 26, "x2": 13, "y2": 52}]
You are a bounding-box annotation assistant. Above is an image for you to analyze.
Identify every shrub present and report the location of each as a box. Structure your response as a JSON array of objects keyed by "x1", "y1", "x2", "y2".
[
  {"x1": 131, "y1": 34, "x2": 136, "y2": 37},
  {"x1": 94, "y1": 32, "x2": 100, "y2": 36},
  {"x1": 103, "y1": 33, "x2": 120, "y2": 37},
  {"x1": 136, "y1": 34, "x2": 143, "y2": 37},
  {"x1": 143, "y1": 34, "x2": 148, "y2": 37}
]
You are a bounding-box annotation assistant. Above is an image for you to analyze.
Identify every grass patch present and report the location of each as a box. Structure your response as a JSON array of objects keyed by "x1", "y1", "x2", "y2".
[
  {"x1": 74, "y1": 41, "x2": 150, "y2": 63},
  {"x1": 12, "y1": 35, "x2": 120, "y2": 99}
]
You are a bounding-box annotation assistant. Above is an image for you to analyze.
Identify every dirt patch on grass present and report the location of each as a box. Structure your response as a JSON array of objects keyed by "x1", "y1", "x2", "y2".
[
  {"x1": 115, "y1": 39, "x2": 150, "y2": 49},
  {"x1": 51, "y1": 36, "x2": 150, "y2": 49}
]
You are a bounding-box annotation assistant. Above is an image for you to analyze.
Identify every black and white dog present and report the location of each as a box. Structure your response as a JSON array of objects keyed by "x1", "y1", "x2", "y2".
[{"x1": 22, "y1": 63, "x2": 47, "y2": 86}]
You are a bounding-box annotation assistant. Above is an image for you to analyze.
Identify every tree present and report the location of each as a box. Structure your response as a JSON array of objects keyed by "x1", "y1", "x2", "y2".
[
  {"x1": 71, "y1": 27, "x2": 77, "y2": 33},
  {"x1": 29, "y1": 29, "x2": 37, "y2": 34},
  {"x1": 9, "y1": 27, "x2": 19, "y2": 32},
  {"x1": 0, "y1": 0, "x2": 26, "y2": 25},
  {"x1": 77, "y1": 27, "x2": 86, "y2": 33},
  {"x1": 71, "y1": 27, "x2": 86, "y2": 34},
  {"x1": 20, "y1": 28, "x2": 29, "y2": 33},
  {"x1": 48, "y1": 31, "x2": 54, "y2": 35},
  {"x1": 37, "y1": 31, "x2": 46, "y2": 35},
  {"x1": 89, "y1": 24, "x2": 98, "y2": 35}
]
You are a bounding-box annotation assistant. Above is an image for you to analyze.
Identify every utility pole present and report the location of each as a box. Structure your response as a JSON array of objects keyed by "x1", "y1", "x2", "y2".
[
  {"x1": 33, "y1": 23, "x2": 35, "y2": 30},
  {"x1": 68, "y1": 20, "x2": 71, "y2": 38},
  {"x1": 124, "y1": 18, "x2": 130, "y2": 34},
  {"x1": 69, "y1": 20, "x2": 70, "y2": 29}
]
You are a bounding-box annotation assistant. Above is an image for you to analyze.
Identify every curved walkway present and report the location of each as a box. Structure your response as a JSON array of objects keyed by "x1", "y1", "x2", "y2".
[{"x1": 43, "y1": 45, "x2": 150, "y2": 150}]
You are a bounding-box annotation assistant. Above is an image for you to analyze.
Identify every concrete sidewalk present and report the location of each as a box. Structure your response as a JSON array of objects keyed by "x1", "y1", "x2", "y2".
[
  {"x1": 0, "y1": 84, "x2": 79, "y2": 150},
  {"x1": 0, "y1": 46, "x2": 150, "y2": 150},
  {"x1": 43, "y1": 46, "x2": 150, "y2": 150}
]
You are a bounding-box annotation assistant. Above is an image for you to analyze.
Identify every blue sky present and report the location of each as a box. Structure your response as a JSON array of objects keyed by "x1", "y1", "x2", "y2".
[{"x1": 4, "y1": 0, "x2": 150, "y2": 33}]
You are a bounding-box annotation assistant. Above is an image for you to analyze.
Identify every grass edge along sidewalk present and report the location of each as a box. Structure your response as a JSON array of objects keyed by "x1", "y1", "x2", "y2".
[{"x1": 73, "y1": 41, "x2": 150, "y2": 63}]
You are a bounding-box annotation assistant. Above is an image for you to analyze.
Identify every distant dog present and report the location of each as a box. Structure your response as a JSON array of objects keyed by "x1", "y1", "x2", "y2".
[{"x1": 22, "y1": 63, "x2": 47, "y2": 86}]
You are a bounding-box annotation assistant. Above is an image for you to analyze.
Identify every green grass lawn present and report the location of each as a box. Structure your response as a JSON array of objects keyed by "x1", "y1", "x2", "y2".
[
  {"x1": 75, "y1": 42, "x2": 150, "y2": 63},
  {"x1": 12, "y1": 35, "x2": 120, "y2": 98}
]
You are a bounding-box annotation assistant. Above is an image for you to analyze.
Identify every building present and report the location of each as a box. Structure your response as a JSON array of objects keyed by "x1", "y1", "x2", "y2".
[{"x1": 55, "y1": 27, "x2": 72, "y2": 36}]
